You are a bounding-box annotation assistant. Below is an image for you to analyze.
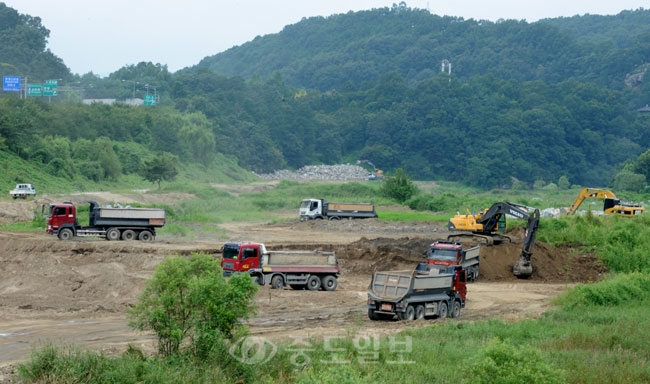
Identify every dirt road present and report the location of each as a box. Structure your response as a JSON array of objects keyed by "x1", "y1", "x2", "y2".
[{"x1": 0, "y1": 196, "x2": 607, "y2": 380}]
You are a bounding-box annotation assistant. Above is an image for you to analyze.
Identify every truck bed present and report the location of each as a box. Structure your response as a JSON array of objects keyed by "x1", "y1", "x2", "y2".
[
  {"x1": 93, "y1": 207, "x2": 166, "y2": 227},
  {"x1": 263, "y1": 251, "x2": 337, "y2": 267},
  {"x1": 328, "y1": 203, "x2": 375, "y2": 212},
  {"x1": 369, "y1": 269, "x2": 454, "y2": 301}
]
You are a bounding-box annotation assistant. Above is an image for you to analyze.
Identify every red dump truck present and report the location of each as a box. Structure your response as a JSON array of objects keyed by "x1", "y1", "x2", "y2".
[
  {"x1": 46, "y1": 201, "x2": 166, "y2": 241},
  {"x1": 221, "y1": 241, "x2": 340, "y2": 291},
  {"x1": 367, "y1": 264, "x2": 467, "y2": 321},
  {"x1": 424, "y1": 241, "x2": 480, "y2": 282}
]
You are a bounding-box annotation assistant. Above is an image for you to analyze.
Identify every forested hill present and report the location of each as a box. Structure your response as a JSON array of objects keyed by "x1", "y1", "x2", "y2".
[
  {"x1": 3, "y1": 3, "x2": 650, "y2": 192},
  {"x1": 197, "y1": 5, "x2": 650, "y2": 92}
]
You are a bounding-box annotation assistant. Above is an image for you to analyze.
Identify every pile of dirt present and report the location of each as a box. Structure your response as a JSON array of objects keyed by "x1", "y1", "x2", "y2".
[{"x1": 275, "y1": 236, "x2": 607, "y2": 283}]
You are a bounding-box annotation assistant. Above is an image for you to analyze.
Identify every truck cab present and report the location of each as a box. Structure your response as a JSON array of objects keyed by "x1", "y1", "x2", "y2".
[
  {"x1": 46, "y1": 203, "x2": 78, "y2": 235},
  {"x1": 221, "y1": 242, "x2": 266, "y2": 277},
  {"x1": 425, "y1": 241, "x2": 480, "y2": 282},
  {"x1": 299, "y1": 198, "x2": 323, "y2": 220}
]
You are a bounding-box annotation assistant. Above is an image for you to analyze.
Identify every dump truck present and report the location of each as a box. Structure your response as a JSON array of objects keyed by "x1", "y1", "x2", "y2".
[
  {"x1": 299, "y1": 198, "x2": 377, "y2": 220},
  {"x1": 9, "y1": 183, "x2": 36, "y2": 199},
  {"x1": 46, "y1": 201, "x2": 166, "y2": 241},
  {"x1": 424, "y1": 241, "x2": 480, "y2": 282},
  {"x1": 221, "y1": 241, "x2": 340, "y2": 291},
  {"x1": 367, "y1": 264, "x2": 467, "y2": 321}
]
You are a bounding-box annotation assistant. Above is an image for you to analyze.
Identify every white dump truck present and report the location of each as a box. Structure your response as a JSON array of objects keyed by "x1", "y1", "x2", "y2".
[{"x1": 299, "y1": 198, "x2": 377, "y2": 220}]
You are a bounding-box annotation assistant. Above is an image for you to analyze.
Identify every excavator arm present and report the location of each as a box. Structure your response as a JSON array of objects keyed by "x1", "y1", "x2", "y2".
[
  {"x1": 512, "y1": 208, "x2": 540, "y2": 278},
  {"x1": 476, "y1": 201, "x2": 531, "y2": 232},
  {"x1": 567, "y1": 188, "x2": 616, "y2": 215}
]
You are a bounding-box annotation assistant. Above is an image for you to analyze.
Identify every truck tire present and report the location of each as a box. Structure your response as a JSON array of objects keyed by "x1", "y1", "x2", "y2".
[
  {"x1": 106, "y1": 228, "x2": 120, "y2": 241},
  {"x1": 415, "y1": 305, "x2": 425, "y2": 320},
  {"x1": 306, "y1": 275, "x2": 321, "y2": 291},
  {"x1": 138, "y1": 230, "x2": 153, "y2": 242},
  {"x1": 321, "y1": 275, "x2": 338, "y2": 291},
  {"x1": 58, "y1": 228, "x2": 73, "y2": 241},
  {"x1": 438, "y1": 301, "x2": 448, "y2": 319},
  {"x1": 450, "y1": 300, "x2": 462, "y2": 318},
  {"x1": 121, "y1": 230, "x2": 136, "y2": 241},
  {"x1": 403, "y1": 305, "x2": 416, "y2": 321},
  {"x1": 328, "y1": 216, "x2": 340, "y2": 221},
  {"x1": 271, "y1": 275, "x2": 284, "y2": 290},
  {"x1": 368, "y1": 308, "x2": 379, "y2": 321}
]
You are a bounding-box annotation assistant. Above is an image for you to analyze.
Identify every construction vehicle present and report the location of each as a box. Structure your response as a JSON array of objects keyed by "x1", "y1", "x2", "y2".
[
  {"x1": 9, "y1": 183, "x2": 36, "y2": 199},
  {"x1": 447, "y1": 201, "x2": 540, "y2": 278},
  {"x1": 567, "y1": 188, "x2": 645, "y2": 216},
  {"x1": 367, "y1": 264, "x2": 467, "y2": 321},
  {"x1": 447, "y1": 201, "x2": 534, "y2": 245},
  {"x1": 221, "y1": 241, "x2": 340, "y2": 291},
  {"x1": 299, "y1": 198, "x2": 377, "y2": 220},
  {"x1": 423, "y1": 241, "x2": 480, "y2": 282},
  {"x1": 46, "y1": 201, "x2": 166, "y2": 241},
  {"x1": 357, "y1": 159, "x2": 383, "y2": 180},
  {"x1": 512, "y1": 207, "x2": 540, "y2": 278}
]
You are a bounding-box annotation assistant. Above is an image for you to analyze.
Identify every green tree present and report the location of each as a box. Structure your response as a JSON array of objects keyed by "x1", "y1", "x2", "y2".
[
  {"x1": 139, "y1": 152, "x2": 179, "y2": 189},
  {"x1": 379, "y1": 167, "x2": 418, "y2": 203},
  {"x1": 557, "y1": 175, "x2": 570, "y2": 190},
  {"x1": 178, "y1": 112, "x2": 216, "y2": 166},
  {"x1": 128, "y1": 253, "x2": 257, "y2": 357}
]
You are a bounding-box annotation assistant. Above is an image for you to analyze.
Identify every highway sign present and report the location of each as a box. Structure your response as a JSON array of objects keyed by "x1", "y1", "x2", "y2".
[
  {"x1": 27, "y1": 84, "x2": 42, "y2": 97},
  {"x1": 43, "y1": 80, "x2": 58, "y2": 96},
  {"x1": 3, "y1": 76, "x2": 21, "y2": 92},
  {"x1": 143, "y1": 94, "x2": 156, "y2": 105}
]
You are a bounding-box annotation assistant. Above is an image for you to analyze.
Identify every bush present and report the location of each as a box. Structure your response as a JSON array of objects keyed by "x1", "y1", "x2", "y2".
[
  {"x1": 379, "y1": 168, "x2": 418, "y2": 203},
  {"x1": 128, "y1": 253, "x2": 258, "y2": 358},
  {"x1": 470, "y1": 338, "x2": 565, "y2": 384}
]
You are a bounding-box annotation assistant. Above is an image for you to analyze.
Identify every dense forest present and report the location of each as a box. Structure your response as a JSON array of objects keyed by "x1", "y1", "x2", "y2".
[{"x1": 1, "y1": 2, "x2": 650, "y2": 190}]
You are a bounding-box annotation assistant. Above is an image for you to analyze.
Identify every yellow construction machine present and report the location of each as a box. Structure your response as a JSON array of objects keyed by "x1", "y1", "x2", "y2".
[
  {"x1": 447, "y1": 201, "x2": 535, "y2": 245},
  {"x1": 567, "y1": 188, "x2": 644, "y2": 216}
]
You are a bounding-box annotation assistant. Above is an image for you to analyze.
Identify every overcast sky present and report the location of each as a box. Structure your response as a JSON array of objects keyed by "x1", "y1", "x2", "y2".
[{"x1": 3, "y1": 0, "x2": 647, "y2": 76}]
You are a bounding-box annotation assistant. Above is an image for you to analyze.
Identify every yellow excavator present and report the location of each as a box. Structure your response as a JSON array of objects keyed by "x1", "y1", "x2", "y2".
[
  {"x1": 567, "y1": 188, "x2": 644, "y2": 216},
  {"x1": 447, "y1": 201, "x2": 540, "y2": 277},
  {"x1": 447, "y1": 201, "x2": 535, "y2": 245}
]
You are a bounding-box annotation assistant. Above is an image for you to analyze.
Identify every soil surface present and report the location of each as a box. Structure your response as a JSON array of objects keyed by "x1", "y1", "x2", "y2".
[{"x1": 0, "y1": 192, "x2": 608, "y2": 381}]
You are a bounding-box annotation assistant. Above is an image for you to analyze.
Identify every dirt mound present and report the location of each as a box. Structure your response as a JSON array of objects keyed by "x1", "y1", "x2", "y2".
[{"x1": 318, "y1": 237, "x2": 606, "y2": 283}]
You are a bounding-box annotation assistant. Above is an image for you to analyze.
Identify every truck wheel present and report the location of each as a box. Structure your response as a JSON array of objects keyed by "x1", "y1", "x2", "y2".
[
  {"x1": 321, "y1": 275, "x2": 338, "y2": 291},
  {"x1": 106, "y1": 228, "x2": 120, "y2": 241},
  {"x1": 415, "y1": 305, "x2": 425, "y2": 320},
  {"x1": 58, "y1": 228, "x2": 73, "y2": 240},
  {"x1": 271, "y1": 275, "x2": 284, "y2": 290},
  {"x1": 121, "y1": 230, "x2": 136, "y2": 241},
  {"x1": 138, "y1": 230, "x2": 153, "y2": 241},
  {"x1": 404, "y1": 305, "x2": 415, "y2": 321},
  {"x1": 450, "y1": 301, "x2": 462, "y2": 318},
  {"x1": 328, "y1": 216, "x2": 340, "y2": 221},
  {"x1": 368, "y1": 308, "x2": 379, "y2": 321},
  {"x1": 438, "y1": 302, "x2": 448, "y2": 319},
  {"x1": 306, "y1": 275, "x2": 321, "y2": 291}
]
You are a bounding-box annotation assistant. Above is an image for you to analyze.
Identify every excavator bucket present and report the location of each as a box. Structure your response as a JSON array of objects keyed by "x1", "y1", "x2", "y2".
[{"x1": 512, "y1": 260, "x2": 533, "y2": 278}]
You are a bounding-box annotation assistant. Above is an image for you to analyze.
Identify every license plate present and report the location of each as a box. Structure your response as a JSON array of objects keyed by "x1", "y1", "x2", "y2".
[
  {"x1": 381, "y1": 303, "x2": 392, "y2": 311},
  {"x1": 223, "y1": 262, "x2": 234, "y2": 269}
]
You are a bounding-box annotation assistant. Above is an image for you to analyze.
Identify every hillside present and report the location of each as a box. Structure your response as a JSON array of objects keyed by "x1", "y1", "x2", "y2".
[
  {"x1": 197, "y1": 6, "x2": 650, "y2": 91},
  {"x1": 2, "y1": 4, "x2": 650, "y2": 191}
]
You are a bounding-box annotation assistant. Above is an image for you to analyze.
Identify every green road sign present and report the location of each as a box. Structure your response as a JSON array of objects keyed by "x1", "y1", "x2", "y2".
[
  {"x1": 143, "y1": 94, "x2": 156, "y2": 105},
  {"x1": 43, "y1": 80, "x2": 58, "y2": 96},
  {"x1": 27, "y1": 84, "x2": 42, "y2": 97}
]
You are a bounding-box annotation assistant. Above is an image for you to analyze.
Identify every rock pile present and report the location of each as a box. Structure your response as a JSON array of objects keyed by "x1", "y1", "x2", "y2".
[{"x1": 256, "y1": 164, "x2": 371, "y2": 181}]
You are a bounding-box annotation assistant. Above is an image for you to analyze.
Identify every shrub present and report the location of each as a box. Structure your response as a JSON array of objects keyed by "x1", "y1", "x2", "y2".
[
  {"x1": 128, "y1": 253, "x2": 257, "y2": 358},
  {"x1": 470, "y1": 338, "x2": 565, "y2": 384}
]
